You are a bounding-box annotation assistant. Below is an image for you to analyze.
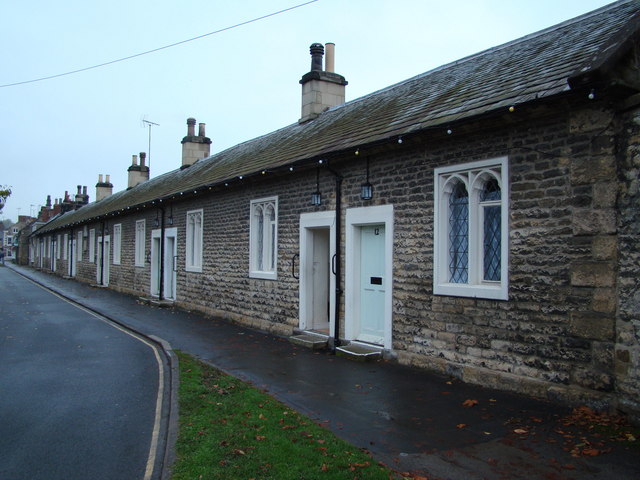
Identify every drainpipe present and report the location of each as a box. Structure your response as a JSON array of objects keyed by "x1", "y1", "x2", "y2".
[
  {"x1": 326, "y1": 163, "x2": 343, "y2": 351},
  {"x1": 99, "y1": 220, "x2": 105, "y2": 285},
  {"x1": 159, "y1": 207, "x2": 165, "y2": 301}
]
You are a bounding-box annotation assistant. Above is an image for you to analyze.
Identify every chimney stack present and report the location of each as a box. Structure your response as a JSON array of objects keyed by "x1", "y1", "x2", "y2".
[
  {"x1": 96, "y1": 173, "x2": 114, "y2": 201},
  {"x1": 128, "y1": 153, "x2": 150, "y2": 189},
  {"x1": 299, "y1": 42, "x2": 347, "y2": 123},
  {"x1": 181, "y1": 117, "x2": 212, "y2": 169}
]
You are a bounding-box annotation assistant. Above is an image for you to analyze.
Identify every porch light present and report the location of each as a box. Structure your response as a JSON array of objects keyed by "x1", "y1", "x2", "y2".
[
  {"x1": 360, "y1": 156, "x2": 373, "y2": 200},
  {"x1": 311, "y1": 167, "x2": 322, "y2": 205}
]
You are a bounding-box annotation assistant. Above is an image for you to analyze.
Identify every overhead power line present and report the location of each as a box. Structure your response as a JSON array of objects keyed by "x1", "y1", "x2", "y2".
[{"x1": 0, "y1": 0, "x2": 318, "y2": 88}]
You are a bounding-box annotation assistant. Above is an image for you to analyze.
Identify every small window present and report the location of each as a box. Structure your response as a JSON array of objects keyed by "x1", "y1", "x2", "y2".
[
  {"x1": 434, "y1": 157, "x2": 508, "y2": 300},
  {"x1": 185, "y1": 209, "x2": 203, "y2": 272},
  {"x1": 135, "y1": 220, "x2": 145, "y2": 267},
  {"x1": 113, "y1": 224, "x2": 122, "y2": 265},
  {"x1": 249, "y1": 197, "x2": 278, "y2": 280}
]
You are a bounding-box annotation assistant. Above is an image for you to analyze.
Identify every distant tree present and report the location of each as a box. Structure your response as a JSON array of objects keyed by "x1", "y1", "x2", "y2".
[{"x1": 0, "y1": 185, "x2": 11, "y2": 214}]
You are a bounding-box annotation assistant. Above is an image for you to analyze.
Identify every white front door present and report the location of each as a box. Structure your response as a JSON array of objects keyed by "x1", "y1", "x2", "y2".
[
  {"x1": 163, "y1": 229, "x2": 177, "y2": 300},
  {"x1": 151, "y1": 228, "x2": 177, "y2": 300},
  {"x1": 358, "y1": 225, "x2": 386, "y2": 344},
  {"x1": 345, "y1": 205, "x2": 394, "y2": 349},
  {"x1": 97, "y1": 235, "x2": 111, "y2": 286},
  {"x1": 299, "y1": 212, "x2": 336, "y2": 335},
  {"x1": 151, "y1": 230, "x2": 161, "y2": 297},
  {"x1": 69, "y1": 237, "x2": 77, "y2": 277}
]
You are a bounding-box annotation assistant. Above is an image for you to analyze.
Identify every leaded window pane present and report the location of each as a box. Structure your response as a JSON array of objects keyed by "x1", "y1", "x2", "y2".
[
  {"x1": 483, "y1": 205, "x2": 501, "y2": 281},
  {"x1": 448, "y1": 182, "x2": 468, "y2": 283},
  {"x1": 480, "y1": 178, "x2": 501, "y2": 201}
]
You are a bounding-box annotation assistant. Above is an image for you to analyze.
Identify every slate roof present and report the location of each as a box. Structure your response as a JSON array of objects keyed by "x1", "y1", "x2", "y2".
[{"x1": 36, "y1": 0, "x2": 640, "y2": 234}]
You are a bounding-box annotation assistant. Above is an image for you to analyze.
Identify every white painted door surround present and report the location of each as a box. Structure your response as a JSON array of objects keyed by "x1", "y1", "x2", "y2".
[
  {"x1": 299, "y1": 211, "x2": 336, "y2": 335},
  {"x1": 345, "y1": 205, "x2": 394, "y2": 349}
]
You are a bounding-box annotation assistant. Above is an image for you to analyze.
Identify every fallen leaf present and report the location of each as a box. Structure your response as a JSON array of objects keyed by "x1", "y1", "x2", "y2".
[
  {"x1": 582, "y1": 448, "x2": 600, "y2": 457},
  {"x1": 233, "y1": 449, "x2": 246, "y2": 455},
  {"x1": 462, "y1": 399, "x2": 479, "y2": 408},
  {"x1": 456, "y1": 423, "x2": 467, "y2": 429},
  {"x1": 255, "y1": 435, "x2": 266, "y2": 441},
  {"x1": 513, "y1": 428, "x2": 528, "y2": 435},
  {"x1": 321, "y1": 464, "x2": 328, "y2": 472}
]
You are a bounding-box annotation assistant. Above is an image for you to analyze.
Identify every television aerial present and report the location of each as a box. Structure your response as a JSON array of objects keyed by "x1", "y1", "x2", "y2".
[{"x1": 140, "y1": 115, "x2": 159, "y2": 169}]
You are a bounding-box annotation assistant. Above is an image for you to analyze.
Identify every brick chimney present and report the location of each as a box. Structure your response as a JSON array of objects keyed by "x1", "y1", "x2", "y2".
[
  {"x1": 74, "y1": 185, "x2": 89, "y2": 207},
  {"x1": 299, "y1": 42, "x2": 347, "y2": 123},
  {"x1": 127, "y1": 153, "x2": 150, "y2": 189},
  {"x1": 181, "y1": 118, "x2": 212, "y2": 169},
  {"x1": 96, "y1": 174, "x2": 114, "y2": 201}
]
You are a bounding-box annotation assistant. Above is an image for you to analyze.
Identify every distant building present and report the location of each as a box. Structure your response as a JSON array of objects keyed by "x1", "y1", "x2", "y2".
[{"x1": 29, "y1": 2, "x2": 640, "y2": 421}]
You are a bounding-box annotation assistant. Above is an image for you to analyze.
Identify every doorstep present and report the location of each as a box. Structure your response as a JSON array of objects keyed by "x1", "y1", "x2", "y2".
[
  {"x1": 336, "y1": 342, "x2": 383, "y2": 361},
  {"x1": 289, "y1": 332, "x2": 329, "y2": 350},
  {"x1": 138, "y1": 296, "x2": 175, "y2": 308}
]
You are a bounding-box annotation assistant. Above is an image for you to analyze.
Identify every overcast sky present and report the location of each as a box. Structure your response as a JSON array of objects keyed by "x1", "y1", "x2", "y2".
[{"x1": 1, "y1": 0, "x2": 615, "y2": 221}]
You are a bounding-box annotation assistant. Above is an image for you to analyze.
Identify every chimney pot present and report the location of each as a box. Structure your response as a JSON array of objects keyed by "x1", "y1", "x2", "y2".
[
  {"x1": 77, "y1": 185, "x2": 82, "y2": 194},
  {"x1": 105, "y1": 174, "x2": 110, "y2": 183},
  {"x1": 187, "y1": 117, "x2": 196, "y2": 136},
  {"x1": 98, "y1": 174, "x2": 103, "y2": 183},
  {"x1": 198, "y1": 123, "x2": 206, "y2": 136},
  {"x1": 132, "y1": 154, "x2": 138, "y2": 166},
  {"x1": 325, "y1": 43, "x2": 335, "y2": 73},
  {"x1": 140, "y1": 152, "x2": 146, "y2": 167},
  {"x1": 310, "y1": 43, "x2": 324, "y2": 71},
  {"x1": 83, "y1": 186, "x2": 87, "y2": 195}
]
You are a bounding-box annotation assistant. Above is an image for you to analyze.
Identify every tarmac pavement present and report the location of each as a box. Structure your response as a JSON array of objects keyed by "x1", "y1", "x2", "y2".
[{"x1": 5, "y1": 263, "x2": 639, "y2": 479}]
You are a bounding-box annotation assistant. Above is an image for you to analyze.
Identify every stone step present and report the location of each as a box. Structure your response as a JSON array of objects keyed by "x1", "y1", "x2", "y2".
[
  {"x1": 336, "y1": 343, "x2": 382, "y2": 361},
  {"x1": 138, "y1": 296, "x2": 175, "y2": 308},
  {"x1": 289, "y1": 333, "x2": 328, "y2": 350}
]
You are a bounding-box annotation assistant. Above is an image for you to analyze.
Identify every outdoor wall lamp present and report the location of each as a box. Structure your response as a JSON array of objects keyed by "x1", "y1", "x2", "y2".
[
  {"x1": 360, "y1": 156, "x2": 373, "y2": 200},
  {"x1": 167, "y1": 204, "x2": 174, "y2": 225},
  {"x1": 311, "y1": 167, "x2": 322, "y2": 205}
]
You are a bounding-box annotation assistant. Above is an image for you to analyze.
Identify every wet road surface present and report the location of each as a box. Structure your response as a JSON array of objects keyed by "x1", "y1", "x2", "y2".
[
  {"x1": 6, "y1": 264, "x2": 639, "y2": 479},
  {"x1": 0, "y1": 267, "x2": 166, "y2": 480}
]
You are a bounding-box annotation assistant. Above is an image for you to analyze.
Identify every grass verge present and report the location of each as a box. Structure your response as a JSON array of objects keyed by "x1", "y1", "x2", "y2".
[{"x1": 171, "y1": 351, "x2": 394, "y2": 480}]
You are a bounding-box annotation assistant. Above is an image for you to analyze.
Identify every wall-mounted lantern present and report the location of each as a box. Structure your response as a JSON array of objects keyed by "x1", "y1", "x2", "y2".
[
  {"x1": 361, "y1": 157, "x2": 373, "y2": 200},
  {"x1": 311, "y1": 167, "x2": 322, "y2": 205}
]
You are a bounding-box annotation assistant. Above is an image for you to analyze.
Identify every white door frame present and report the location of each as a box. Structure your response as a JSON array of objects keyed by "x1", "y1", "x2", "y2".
[
  {"x1": 96, "y1": 235, "x2": 111, "y2": 286},
  {"x1": 151, "y1": 227, "x2": 178, "y2": 299},
  {"x1": 345, "y1": 205, "x2": 394, "y2": 349},
  {"x1": 163, "y1": 227, "x2": 178, "y2": 301},
  {"x1": 299, "y1": 211, "x2": 336, "y2": 334}
]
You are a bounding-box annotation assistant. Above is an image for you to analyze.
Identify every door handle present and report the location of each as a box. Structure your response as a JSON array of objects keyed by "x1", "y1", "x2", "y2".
[
  {"x1": 331, "y1": 254, "x2": 337, "y2": 275},
  {"x1": 173, "y1": 255, "x2": 178, "y2": 272}
]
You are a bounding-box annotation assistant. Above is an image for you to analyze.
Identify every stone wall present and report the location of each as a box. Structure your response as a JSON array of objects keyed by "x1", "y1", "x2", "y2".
[
  {"x1": 615, "y1": 105, "x2": 640, "y2": 420},
  {"x1": 29, "y1": 99, "x2": 638, "y2": 416}
]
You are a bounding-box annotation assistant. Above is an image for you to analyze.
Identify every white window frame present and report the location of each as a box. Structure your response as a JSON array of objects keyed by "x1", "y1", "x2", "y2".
[
  {"x1": 76, "y1": 231, "x2": 83, "y2": 262},
  {"x1": 135, "y1": 220, "x2": 145, "y2": 267},
  {"x1": 185, "y1": 209, "x2": 203, "y2": 272},
  {"x1": 63, "y1": 234, "x2": 68, "y2": 260},
  {"x1": 249, "y1": 196, "x2": 278, "y2": 280},
  {"x1": 89, "y1": 229, "x2": 95, "y2": 263},
  {"x1": 433, "y1": 157, "x2": 509, "y2": 300},
  {"x1": 113, "y1": 224, "x2": 122, "y2": 265}
]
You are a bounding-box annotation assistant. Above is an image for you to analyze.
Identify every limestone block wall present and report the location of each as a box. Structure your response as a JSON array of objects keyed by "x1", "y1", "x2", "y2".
[
  {"x1": 30, "y1": 99, "x2": 637, "y2": 416},
  {"x1": 615, "y1": 106, "x2": 640, "y2": 420}
]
